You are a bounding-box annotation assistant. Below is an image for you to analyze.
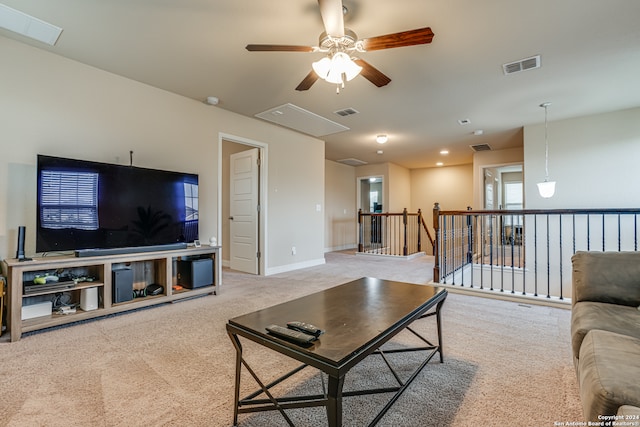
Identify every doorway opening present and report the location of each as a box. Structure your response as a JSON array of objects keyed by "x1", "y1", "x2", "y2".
[
  {"x1": 357, "y1": 175, "x2": 384, "y2": 246},
  {"x1": 483, "y1": 164, "x2": 523, "y2": 210},
  {"x1": 483, "y1": 163, "x2": 523, "y2": 247},
  {"x1": 358, "y1": 176, "x2": 384, "y2": 214},
  {"x1": 219, "y1": 134, "x2": 267, "y2": 275}
]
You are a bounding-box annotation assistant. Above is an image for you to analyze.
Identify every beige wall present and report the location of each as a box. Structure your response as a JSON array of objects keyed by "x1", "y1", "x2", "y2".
[
  {"x1": 387, "y1": 163, "x2": 411, "y2": 212},
  {"x1": 410, "y1": 164, "x2": 474, "y2": 231},
  {"x1": 324, "y1": 160, "x2": 357, "y2": 252},
  {"x1": 524, "y1": 107, "x2": 640, "y2": 208},
  {"x1": 0, "y1": 37, "x2": 325, "y2": 273}
]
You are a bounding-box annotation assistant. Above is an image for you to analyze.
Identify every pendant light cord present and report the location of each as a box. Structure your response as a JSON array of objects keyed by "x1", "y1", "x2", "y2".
[{"x1": 544, "y1": 105, "x2": 549, "y2": 180}]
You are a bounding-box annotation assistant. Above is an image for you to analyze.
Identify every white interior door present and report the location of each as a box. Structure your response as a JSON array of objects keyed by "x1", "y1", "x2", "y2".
[{"x1": 230, "y1": 148, "x2": 259, "y2": 274}]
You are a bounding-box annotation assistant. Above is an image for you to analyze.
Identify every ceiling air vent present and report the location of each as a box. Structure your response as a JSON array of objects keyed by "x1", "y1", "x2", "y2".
[
  {"x1": 470, "y1": 143, "x2": 492, "y2": 152},
  {"x1": 337, "y1": 158, "x2": 368, "y2": 166},
  {"x1": 334, "y1": 107, "x2": 359, "y2": 117},
  {"x1": 502, "y1": 55, "x2": 541, "y2": 75}
]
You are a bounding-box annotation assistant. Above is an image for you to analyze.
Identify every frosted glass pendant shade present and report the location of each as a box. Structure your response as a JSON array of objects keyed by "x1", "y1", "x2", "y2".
[{"x1": 537, "y1": 180, "x2": 556, "y2": 198}]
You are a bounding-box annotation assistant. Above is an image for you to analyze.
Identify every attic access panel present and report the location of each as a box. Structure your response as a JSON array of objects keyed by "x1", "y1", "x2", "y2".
[{"x1": 255, "y1": 103, "x2": 349, "y2": 137}]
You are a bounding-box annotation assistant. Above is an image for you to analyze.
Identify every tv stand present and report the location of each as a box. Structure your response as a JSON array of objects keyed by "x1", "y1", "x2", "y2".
[{"x1": 1, "y1": 245, "x2": 221, "y2": 342}]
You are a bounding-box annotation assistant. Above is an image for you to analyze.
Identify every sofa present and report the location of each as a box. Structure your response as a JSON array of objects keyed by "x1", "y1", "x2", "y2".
[{"x1": 571, "y1": 251, "x2": 640, "y2": 421}]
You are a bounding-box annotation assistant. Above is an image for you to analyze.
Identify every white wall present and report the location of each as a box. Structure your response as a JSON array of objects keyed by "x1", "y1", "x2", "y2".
[
  {"x1": 524, "y1": 107, "x2": 640, "y2": 208},
  {"x1": 0, "y1": 37, "x2": 325, "y2": 273}
]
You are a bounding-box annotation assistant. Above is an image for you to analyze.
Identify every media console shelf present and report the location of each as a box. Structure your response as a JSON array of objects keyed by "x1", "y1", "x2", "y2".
[{"x1": 1, "y1": 245, "x2": 221, "y2": 342}]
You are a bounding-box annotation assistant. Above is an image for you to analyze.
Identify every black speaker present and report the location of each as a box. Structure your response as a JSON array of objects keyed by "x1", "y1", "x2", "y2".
[
  {"x1": 16, "y1": 226, "x2": 31, "y2": 262},
  {"x1": 177, "y1": 258, "x2": 213, "y2": 289}
]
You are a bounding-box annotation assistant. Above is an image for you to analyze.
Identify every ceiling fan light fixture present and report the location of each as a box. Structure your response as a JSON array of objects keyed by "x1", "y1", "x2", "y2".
[
  {"x1": 312, "y1": 57, "x2": 332, "y2": 78},
  {"x1": 341, "y1": 55, "x2": 363, "y2": 81},
  {"x1": 313, "y1": 52, "x2": 362, "y2": 86}
]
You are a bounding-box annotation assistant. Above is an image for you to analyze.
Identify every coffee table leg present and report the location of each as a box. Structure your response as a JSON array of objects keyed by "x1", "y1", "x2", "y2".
[
  {"x1": 326, "y1": 374, "x2": 345, "y2": 427},
  {"x1": 228, "y1": 332, "x2": 243, "y2": 426},
  {"x1": 436, "y1": 299, "x2": 445, "y2": 363}
]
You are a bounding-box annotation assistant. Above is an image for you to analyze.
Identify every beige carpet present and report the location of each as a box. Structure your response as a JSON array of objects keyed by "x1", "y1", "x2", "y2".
[{"x1": 0, "y1": 251, "x2": 583, "y2": 426}]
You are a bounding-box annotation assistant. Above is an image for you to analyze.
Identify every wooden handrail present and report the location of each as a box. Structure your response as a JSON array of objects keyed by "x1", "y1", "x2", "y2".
[{"x1": 358, "y1": 208, "x2": 434, "y2": 256}]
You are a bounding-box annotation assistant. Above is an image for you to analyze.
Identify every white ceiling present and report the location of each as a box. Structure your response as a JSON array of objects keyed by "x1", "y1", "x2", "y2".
[{"x1": 2, "y1": 0, "x2": 640, "y2": 169}]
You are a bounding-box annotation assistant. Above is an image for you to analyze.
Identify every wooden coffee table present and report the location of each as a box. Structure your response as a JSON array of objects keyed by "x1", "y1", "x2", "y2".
[{"x1": 226, "y1": 277, "x2": 447, "y2": 427}]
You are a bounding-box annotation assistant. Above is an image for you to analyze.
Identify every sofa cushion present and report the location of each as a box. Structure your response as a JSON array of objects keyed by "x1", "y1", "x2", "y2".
[
  {"x1": 617, "y1": 405, "x2": 640, "y2": 417},
  {"x1": 578, "y1": 330, "x2": 640, "y2": 421},
  {"x1": 571, "y1": 301, "x2": 640, "y2": 360},
  {"x1": 572, "y1": 251, "x2": 640, "y2": 307}
]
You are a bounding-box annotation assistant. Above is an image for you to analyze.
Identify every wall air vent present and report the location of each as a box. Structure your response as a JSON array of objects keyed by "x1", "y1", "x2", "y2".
[
  {"x1": 334, "y1": 107, "x2": 359, "y2": 117},
  {"x1": 502, "y1": 55, "x2": 541, "y2": 75},
  {"x1": 337, "y1": 158, "x2": 368, "y2": 166},
  {"x1": 470, "y1": 143, "x2": 492, "y2": 152}
]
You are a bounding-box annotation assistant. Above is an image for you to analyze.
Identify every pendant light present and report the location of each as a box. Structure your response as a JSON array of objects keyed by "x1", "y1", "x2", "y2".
[{"x1": 537, "y1": 102, "x2": 556, "y2": 198}]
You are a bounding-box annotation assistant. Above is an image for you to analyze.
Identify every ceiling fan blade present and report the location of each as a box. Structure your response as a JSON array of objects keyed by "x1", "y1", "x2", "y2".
[
  {"x1": 318, "y1": 0, "x2": 345, "y2": 37},
  {"x1": 295, "y1": 70, "x2": 320, "y2": 91},
  {"x1": 361, "y1": 27, "x2": 434, "y2": 51},
  {"x1": 353, "y1": 59, "x2": 391, "y2": 87},
  {"x1": 246, "y1": 44, "x2": 315, "y2": 52}
]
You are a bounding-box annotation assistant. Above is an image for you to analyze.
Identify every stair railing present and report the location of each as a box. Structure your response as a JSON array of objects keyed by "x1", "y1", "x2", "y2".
[{"x1": 358, "y1": 208, "x2": 434, "y2": 256}]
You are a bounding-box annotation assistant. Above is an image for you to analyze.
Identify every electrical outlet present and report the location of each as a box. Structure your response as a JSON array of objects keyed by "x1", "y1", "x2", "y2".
[{"x1": 291, "y1": 246, "x2": 296, "y2": 255}]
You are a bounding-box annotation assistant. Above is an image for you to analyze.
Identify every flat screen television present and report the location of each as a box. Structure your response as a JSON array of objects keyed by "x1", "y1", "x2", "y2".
[{"x1": 36, "y1": 154, "x2": 199, "y2": 255}]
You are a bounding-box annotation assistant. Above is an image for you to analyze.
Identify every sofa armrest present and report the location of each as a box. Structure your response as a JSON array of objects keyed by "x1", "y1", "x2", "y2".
[{"x1": 572, "y1": 251, "x2": 640, "y2": 307}]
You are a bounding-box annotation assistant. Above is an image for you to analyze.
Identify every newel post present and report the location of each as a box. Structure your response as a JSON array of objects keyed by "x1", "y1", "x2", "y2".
[
  {"x1": 357, "y1": 209, "x2": 363, "y2": 253},
  {"x1": 433, "y1": 202, "x2": 440, "y2": 282},
  {"x1": 402, "y1": 208, "x2": 408, "y2": 256}
]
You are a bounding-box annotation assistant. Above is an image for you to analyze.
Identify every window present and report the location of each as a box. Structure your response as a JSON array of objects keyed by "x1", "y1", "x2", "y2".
[
  {"x1": 40, "y1": 170, "x2": 99, "y2": 230},
  {"x1": 503, "y1": 181, "x2": 523, "y2": 226},
  {"x1": 504, "y1": 182, "x2": 523, "y2": 210}
]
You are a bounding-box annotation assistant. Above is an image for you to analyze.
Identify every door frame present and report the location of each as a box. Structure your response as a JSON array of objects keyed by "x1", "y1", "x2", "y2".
[
  {"x1": 356, "y1": 175, "x2": 385, "y2": 213},
  {"x1": 218, "y1": 132, "x2": 268, "y2": 275}
]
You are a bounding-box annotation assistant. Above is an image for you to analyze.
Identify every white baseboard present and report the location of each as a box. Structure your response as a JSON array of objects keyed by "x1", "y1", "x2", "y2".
[
  {"x1": 324, "y1": 244, "x2": 357, "y2": 253},
  {"x1": 265, "y1": 257, "x2": 326, "y2": 276}
]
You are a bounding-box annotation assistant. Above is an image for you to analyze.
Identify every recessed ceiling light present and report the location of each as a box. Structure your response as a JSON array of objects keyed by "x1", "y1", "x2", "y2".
[
  {"x1": 376, "y1": 134, "x2": 388, "y2": 144},
  {"x1": 458, "y1": 119, "x2": 471, "y2": 125},
  {"x1": 440, "y1": 149, "x2": 449, "y2": 155},
  {"x1": 473, "y1": 129, "x2": 484, "y2": 136},
  {"x1": 376, "y1": 150, "x2": 383, "y2": 155},
  {"x1": 436, "y1": 162, "x2": 444, "y2": 167}
]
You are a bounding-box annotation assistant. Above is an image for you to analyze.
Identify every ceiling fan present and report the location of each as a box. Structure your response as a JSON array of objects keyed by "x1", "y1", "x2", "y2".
[{"x1": 246, "y1": 0, "x2": 434, "y2": 92}]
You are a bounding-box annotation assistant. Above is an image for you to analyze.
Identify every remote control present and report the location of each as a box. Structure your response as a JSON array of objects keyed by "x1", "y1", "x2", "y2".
[
  {"x1": 287, "y1": 321, "x2": 324, "y2": 337},
  {"x1": 266, "y1": 324, "x2": 317, "y2": 344}
]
